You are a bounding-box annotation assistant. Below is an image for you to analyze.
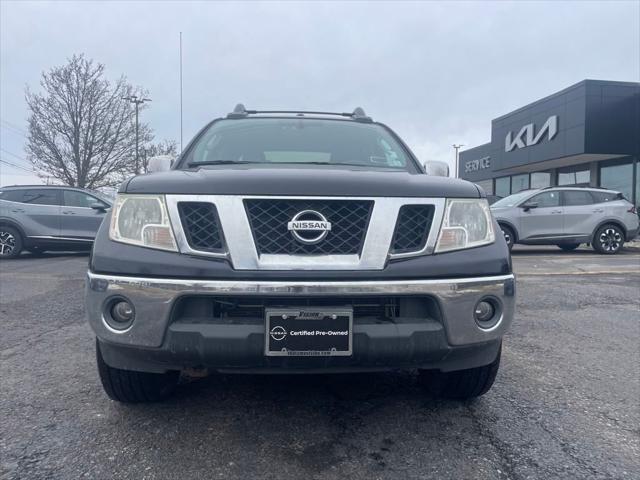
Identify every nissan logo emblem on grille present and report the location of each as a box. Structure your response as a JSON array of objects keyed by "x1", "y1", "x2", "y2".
[{"x1": 287, "y1": 210, "x2": 332, "y2": 244}]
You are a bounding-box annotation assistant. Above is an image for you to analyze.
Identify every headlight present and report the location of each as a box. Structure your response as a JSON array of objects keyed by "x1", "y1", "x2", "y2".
[
  {"x1": 435, "y1": 198, "x2": 495, "y2": 253},
  {"x1": 109, "y1": 194, "x2": 178, "y2": 251}
]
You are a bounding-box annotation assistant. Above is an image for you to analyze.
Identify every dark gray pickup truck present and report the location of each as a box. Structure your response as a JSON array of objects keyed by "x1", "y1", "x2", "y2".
[{"x1": 86, "y1": 106, "x2": 515, "y2": 403}]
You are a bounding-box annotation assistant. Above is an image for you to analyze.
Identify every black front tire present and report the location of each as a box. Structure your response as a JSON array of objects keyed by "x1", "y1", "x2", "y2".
[
  {"x1": 96, "y1": 339, "x2": 179, "y2": 403},
  {"x1": 558, "y1": 243, "x2": 580, "y2": 251},
  {"x1": 593, "y1": 224, "x2": 625, "y2": 255},
  {"x1": 500, "y1": 225, "x2": 515, "y2": 251},
  {"x1": 0, "y1": 226, "x2": 23, "y2": 259},
  {"x1": 419, "y1": 345, "x2": 501, "y2": 399}
]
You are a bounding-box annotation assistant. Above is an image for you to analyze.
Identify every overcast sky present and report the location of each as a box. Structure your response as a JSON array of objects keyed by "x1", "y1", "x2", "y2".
[{"x1": 1, "y1": 0, "x2": 639, "y2": 186}]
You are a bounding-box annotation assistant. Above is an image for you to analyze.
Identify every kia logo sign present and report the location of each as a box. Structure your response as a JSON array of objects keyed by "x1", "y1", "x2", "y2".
[{"x1": 505, "y1": 115, "x2": 558, "y2": 152}]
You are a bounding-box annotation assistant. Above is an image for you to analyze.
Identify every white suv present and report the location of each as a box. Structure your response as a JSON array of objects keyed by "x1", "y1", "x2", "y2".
[{"x1": 490, "y1": 187, "x2": 639, "y2": 254}]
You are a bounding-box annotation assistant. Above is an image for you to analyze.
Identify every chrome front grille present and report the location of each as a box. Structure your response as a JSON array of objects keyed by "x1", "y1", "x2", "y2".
[
  {"x1": 165, "y1": 195, "x2": 446, "y2": 270},
  {"x1": 244, "y1": 199, "x2": 373, "y2": 255}
]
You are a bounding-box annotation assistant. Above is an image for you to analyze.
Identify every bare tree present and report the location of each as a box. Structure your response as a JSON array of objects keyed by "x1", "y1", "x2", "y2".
[
  {"x1": 25, "y1": 54, "x2": 152, "y2": 188},
  {"x1": 140, "y1": 139, "x2": 178, "y2": 173}
]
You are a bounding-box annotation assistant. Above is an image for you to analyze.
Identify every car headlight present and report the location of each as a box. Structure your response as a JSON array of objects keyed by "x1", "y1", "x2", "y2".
[
  {"x1": 109, "y1": 194, "x2": 178, "y2": 251},
  {"x1": 435, "y1": 198, "x2": 495, "y2": 253}
]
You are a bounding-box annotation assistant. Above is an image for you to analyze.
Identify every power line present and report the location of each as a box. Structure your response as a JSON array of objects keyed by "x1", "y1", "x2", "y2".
[
  {"x1": 0, "y1": 158, "x2": 37, "y2": 174},
  {"x1": 0, "y1": 148, "x2": 30, "y2": 166},
  {"x1": 0, "y1": 120, "x2": 27, "y2": 136},
  {"x1": 0, "y1": 149, "x2": 42, "y2": 176}
]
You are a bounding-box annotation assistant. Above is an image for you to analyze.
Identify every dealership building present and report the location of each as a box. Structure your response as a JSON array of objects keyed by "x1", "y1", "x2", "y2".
[{"x1": 459, "y1": 79, "x2": 640, "y2": 206}]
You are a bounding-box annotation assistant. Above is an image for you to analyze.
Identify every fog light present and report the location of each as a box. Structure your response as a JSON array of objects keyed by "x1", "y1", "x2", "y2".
[
  {"x1": 111, "y1": 300, "x2": 134, "y2": 323},
  {"x1": 104, "y1": 298, "x2": 136, "y2": 331},
  {"x1": 475, "y1": 301, "x2": 494, "y2": 323},
  {"x1": 474, "y1": 298, "x2": 501, "y2": 329}
]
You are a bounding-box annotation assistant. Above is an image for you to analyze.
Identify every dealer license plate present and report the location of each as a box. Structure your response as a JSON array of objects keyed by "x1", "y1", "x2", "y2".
[{"x1": 265, "y1": 308, "x2": 353, "y2": 357}]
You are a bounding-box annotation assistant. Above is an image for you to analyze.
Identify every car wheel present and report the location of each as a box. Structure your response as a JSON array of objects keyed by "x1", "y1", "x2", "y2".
[
  {"x1": 557, "y1": 243, "x2": 580, "y2": 251},
  {"x1": 500, "y1": 225, "x2": 515, "y2": 251},
  {"x1": 96, "y1": 339, "x2": 179, "y2": 403},
  {"x1": 0, "y1": 226, "x2": 23, "y2": 259},
  {"x1": 593, "y1": 224, "x2": 624, "y2": 254},
  {"x1": 418, "y1": 344, "x2": 501, "y2": 399}
]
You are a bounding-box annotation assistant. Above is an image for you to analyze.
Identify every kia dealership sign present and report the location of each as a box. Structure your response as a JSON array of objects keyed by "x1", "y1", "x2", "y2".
[{"x1": 505, "y1": 115, "x2": 558, "y2": 152}]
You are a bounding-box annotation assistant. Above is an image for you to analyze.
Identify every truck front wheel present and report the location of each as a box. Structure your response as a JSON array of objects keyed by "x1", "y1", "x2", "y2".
[
  {"x1": 419, "y1": 344, "x2": 501, "y2": 399},
  {"x1": 96, "y1": 339, "x2": 179, "y2": 403}
]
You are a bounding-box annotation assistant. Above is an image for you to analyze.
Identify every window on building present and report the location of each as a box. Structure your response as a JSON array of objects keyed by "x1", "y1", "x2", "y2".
[
  {"x1": 563, "y1": 190, "x2": 594, "y2": 206},
  {"x1": 511, "y1": 174, "x2": 530, "y2": 193},
  {"x1": 558, "y1": 167, "x2": 590, "y2": 186},
  {"x1": 495, "y1": 177, "x2": 510, "y2": 197},
  {"x1": 600, "y1": 159, "x2": 633, "y2": 202},
  {"x1": 475, "y1": 179, "x2": 494, "y2": 195},
  {"x1": 528, "y1": 191, "x2": 560, "y2": 208},
  {"x1": 530, "y1": 172, "x2": 551, "y2": 189}
]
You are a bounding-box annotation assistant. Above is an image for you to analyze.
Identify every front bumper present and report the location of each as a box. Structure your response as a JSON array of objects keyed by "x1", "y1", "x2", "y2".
[{"x1": 87, "y1": 272, "x2": 515, "y2": 373}]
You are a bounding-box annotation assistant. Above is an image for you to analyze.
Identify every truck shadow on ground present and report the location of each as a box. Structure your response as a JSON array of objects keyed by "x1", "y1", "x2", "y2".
[{"x1": 106, "y1": 372, "x2": 480, "y2": 474}]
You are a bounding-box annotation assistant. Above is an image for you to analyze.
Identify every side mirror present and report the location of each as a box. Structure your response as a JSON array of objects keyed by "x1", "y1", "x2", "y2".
[
  {"x1": 521, "y1": 202, "x2": 538, "y2": 211},
  {"x1": 90, "y1": 202, "x2": 109, "y2": 212},
  {"x1": 147, "y1": 155, "x2": 176, "y2": 173},
  {"x1": 423, "y1": 160, "x2": 450, "y2": 177}
]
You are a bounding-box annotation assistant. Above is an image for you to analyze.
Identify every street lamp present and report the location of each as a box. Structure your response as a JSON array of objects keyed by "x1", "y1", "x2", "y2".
[
  {"x1": 452, "y1": 144, "x2": 464, "y2": 178},
  {"x1": 123, "y1": 95, "x2": 152, "y2": 174}
]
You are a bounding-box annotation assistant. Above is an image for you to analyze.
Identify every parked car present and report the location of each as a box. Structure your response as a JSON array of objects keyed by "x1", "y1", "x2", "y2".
[
  {"x1": 86, "y1": 105, "x2": 515, "y2": 403},
  {"x1": 486, "y1": 194, "x2": 503, "y2": 205},
  {"x1": 0, "y1": 185, "x2": 111, "y2": 258},
  {"x1": 491, "y1": 187, "x2": 639, "y2": 254}
]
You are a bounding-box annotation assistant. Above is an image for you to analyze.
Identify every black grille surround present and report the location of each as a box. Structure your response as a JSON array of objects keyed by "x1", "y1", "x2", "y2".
[
  {"x1": 178, "y1": 202, "x2": 225, "y2": 252},
  {"x1": 390, "y1": 205, "x2": 434, "y2": 254},
  {"x1": 244, "y1": 199, "x2": 373, "y2": 255}
]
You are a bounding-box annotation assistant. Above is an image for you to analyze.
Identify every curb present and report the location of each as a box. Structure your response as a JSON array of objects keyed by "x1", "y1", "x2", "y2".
[{"x1": 624, "y1": 241, "x2": 640, "y2": 252}]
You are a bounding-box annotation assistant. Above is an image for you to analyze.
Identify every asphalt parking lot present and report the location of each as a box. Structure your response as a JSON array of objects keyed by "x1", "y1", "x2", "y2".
[{"x1": 1, "y1": 248, "x2": 639, "y2": 480}]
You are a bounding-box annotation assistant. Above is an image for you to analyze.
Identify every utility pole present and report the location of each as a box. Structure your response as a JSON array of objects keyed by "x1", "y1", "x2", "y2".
[
  {"x1": 123, "y1": 95, "x2": 152, "y2": 174},
  {"x1": 452, "y1": 144, "x2": 464, "y2": 178}
]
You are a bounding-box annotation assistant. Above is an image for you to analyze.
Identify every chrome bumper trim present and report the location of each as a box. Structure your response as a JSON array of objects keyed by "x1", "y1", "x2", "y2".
[{"x1": 86, "y1": 271, "x2": 515, "y2": 348}]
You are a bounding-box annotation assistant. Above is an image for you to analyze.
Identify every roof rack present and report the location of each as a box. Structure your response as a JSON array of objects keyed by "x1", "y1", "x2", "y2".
[{"x1": 226, "y1": 104, "x2": 373, "y2": 123}]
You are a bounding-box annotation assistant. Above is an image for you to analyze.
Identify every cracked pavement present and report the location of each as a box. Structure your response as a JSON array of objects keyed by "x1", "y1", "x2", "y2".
[{"x1": 1, "y1": 251, "x2": 639, "y2": 479}]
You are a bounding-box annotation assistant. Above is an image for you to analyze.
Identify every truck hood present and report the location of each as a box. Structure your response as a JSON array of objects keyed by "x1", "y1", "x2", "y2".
[{"x1": 122, "y1": 165, "x2": 480, "y2": 198}]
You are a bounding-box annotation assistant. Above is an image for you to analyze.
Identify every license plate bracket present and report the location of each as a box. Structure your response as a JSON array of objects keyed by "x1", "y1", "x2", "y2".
[{"x1": 265, "y1": 308, "x2": 353, "y2": 357}]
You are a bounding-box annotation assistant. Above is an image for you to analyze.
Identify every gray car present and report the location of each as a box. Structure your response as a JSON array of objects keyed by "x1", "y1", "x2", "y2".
[
  {"x1": 0, "y1": 185, "x2": 111, "y2": 258},
  {"x1": 491, "y1": 187, "x2": 639, "y2": 254}
]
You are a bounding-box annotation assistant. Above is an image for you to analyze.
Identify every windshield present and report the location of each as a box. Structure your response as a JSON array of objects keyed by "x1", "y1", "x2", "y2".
[
  {"x1": 180, "y1": 118, "x2": 416, "y2": 171},
  {"x1": 491, "y1": 190, "x2": 538, "y2": 208}
]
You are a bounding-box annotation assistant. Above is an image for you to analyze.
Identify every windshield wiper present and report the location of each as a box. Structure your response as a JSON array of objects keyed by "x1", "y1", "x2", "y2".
[{"x1": 187, "y1": 160, "x2": 257, "y2": 167}]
